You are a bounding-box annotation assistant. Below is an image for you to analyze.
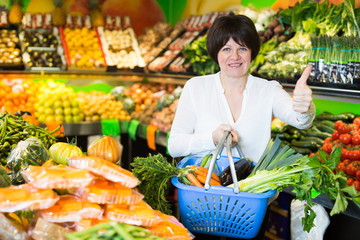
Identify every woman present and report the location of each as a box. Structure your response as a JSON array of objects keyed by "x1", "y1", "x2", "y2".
[{"x1": 168, "y1": 13, "x2": 315, "y2": 163}]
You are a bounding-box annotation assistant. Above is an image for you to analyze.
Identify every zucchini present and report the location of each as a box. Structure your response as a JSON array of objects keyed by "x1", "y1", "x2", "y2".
[
  {"x1": 301, "y1": 131, "x2": 331, "y2": 140},
  {"x1": 300, "y1": 136, "x2": 324, "y2": 145},
  {"x1": 316, "y1": 113, "x2": 348, "y2": 121},
  {"x1": 290, "y1": 146, "x2": 312, "y2": 155},
  {"x1": 291, "y1": 139, "x2": 320, "y2": 151},
  {"x1": 273, "y1": 132, "x2": 292, "y2": 141},
  {"x1": 313, "y1": 122, "x2": 335, "y2": 134},
  {"x1": 342, "y1": 112, "x2": 356, "y2": 121},
  {"x1": 320, "y1": 120, "x2": 335, "y2": 129}
]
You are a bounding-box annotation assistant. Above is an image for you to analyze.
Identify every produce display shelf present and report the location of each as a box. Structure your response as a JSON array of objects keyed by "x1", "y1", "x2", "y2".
[
  {"x1": 0, "y1": 71, "x2": 358, "y2": 99},
  {"x1": 62, "y1": 121, "x2": 168, "y2": 148}
]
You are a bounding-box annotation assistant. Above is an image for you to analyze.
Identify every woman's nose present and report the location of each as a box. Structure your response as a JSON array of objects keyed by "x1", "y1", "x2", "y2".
[{"x1": 230, "y1": 50, "x2": 241, "y2": 59}]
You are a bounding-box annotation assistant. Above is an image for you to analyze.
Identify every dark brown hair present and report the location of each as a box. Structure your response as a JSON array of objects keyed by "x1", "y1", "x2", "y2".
[{"x1": 206, "y1": 13, "x2": 260, "y2": 64}]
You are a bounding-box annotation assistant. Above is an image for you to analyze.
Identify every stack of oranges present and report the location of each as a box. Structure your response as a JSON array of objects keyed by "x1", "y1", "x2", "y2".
[{"x1": 0, "y1": 78, "x2": 39, "y2": 115}]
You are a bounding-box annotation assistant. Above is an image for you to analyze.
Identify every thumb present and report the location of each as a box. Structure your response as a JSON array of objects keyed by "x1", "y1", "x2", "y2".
[{"x1": 295, "y1": 65, "x2": 311, "y2": 87}]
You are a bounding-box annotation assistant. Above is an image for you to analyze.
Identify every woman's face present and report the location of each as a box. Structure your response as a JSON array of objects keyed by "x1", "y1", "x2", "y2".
[{"x1": 217, "y1": 38, "x2": 251, "y2": 79}]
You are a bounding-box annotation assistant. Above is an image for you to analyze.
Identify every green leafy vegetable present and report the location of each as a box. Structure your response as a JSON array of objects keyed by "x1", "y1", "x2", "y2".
[
  {"x1": 0, "y1": 166, "x2": 11, "y2": 187},
  {"x1": 234, "y1": 138, "x2": 360, "y2": 232},
  {"x1": 131, "y1": 154, "x2": 180, "y2": 214},
  {"x1": 182, "y1": 35, "x2": 219, "y2": 75}
]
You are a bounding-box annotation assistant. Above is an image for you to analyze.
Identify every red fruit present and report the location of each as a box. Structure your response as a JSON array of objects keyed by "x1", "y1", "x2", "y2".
[
  {"x1": 334, "y1": 120, "x2": 345, "y2": 131},
  {"x1": 347, "y1": 165, "x2": 357, "y2": 176},
  {"x1": 332, "y1": 130, "x2": 340, "y2": 140},
  {"x1": 354, "y1": 117, "x2": 360, "y2": 126},
  {"x1": 352, "y1": 180, "x2": 360, "y2": 191},
  {"x1": 341, "y1": 148, "x2": 349, "y2": 160},
  {"x1": 352, "y1": 134, "x2": 360, "y2": 145},
  {"x1": 338, "y1": 124, "x2": 350, "y2": 134},
  {"x1": 339, "y1": 134, "x2": 352, "y2": 145},
  {"x1": 347, "y1": 177, "x2": 355, "y2": 186}
]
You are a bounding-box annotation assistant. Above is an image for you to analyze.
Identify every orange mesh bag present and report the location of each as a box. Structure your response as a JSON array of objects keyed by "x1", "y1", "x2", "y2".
[
  {"x1": 39, "y1": 195, "x2": 103, "y2": 223},
  {"x1": 71, "y1": 179, "x2": 144, "y2": 205},
  {"x1": 67, "y1": 156, "x2": 140, "y2": 188},
  {"x1": 0, "y1": 184, "x2": 59, "y2": 212},
  {"x1": 22, "y1": 165, "x2": 94, "y2": 189},
  {"x1": 105, "y1": 200, "x2": 161, "y2": 227}
]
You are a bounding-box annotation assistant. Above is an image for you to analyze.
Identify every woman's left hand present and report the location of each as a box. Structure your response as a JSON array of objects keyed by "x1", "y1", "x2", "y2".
[{"x1": 293, "y1": 66, "x2": 312, "y2": 113}]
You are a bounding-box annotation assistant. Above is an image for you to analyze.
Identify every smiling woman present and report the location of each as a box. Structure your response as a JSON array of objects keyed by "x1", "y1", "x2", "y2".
[{"x1": 168, "y1": 12, "x2": 315, "y2": 170}]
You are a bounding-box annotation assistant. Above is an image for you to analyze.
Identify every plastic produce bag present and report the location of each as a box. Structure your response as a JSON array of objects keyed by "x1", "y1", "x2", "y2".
[
  {"x1": 7, "y1": 137, "x2": 50, "y2": 184},
  {"x1": 290, "y1": 199, "x2": 330, "y2": 240},
  {"x1": 0, "y1": 213, "x2": 30, "y2": 240}
]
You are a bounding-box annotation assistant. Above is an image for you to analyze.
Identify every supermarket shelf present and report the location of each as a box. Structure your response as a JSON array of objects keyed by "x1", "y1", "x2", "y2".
[
  {"x1": 62, "y1": 121, "x2": 168, "y2": 147},
  {"x1": 282, "y1": 83, "x2": 360, "y2": 102},
  {"x1": 1, "y1": 70, "x2": 358, "y2": 99}
]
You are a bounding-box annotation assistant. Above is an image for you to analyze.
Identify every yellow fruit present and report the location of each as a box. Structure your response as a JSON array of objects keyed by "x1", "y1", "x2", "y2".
[
  {"x1": 9, "y1": 3, "x2": 23, "y2": 24},
  {"x1": 53, "y1": 7, "x2": 66, "y2": 26},
  {"x1": 91, "y1": 7, "x2": 104, "y2": 27}
]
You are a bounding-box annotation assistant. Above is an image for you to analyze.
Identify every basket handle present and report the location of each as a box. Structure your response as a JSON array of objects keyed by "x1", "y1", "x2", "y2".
[{"x1": 204, "y1": 131, "x2": 240, "y2": 193}]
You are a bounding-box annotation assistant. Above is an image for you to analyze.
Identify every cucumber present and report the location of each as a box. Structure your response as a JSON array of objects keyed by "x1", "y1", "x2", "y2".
[
  {"x1": 291, "y1": 139, "x2": 320, "y2": 151},
  {"x1": 290, "y1": 146, "x2": 312, "y2": 155},
  {"x1": 300, "y1": 136, "x2": 324, "y2": 145}
]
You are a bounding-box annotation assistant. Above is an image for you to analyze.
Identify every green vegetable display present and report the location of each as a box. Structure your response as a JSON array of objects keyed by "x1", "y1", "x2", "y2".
[
  {"x1": 279, "y1": 0, "x2": 360, "y2": 37},
  {"x1": 232, "y1": 136, "x2": 360, "y2": 232},
  {"x1": 0, "y1": 113, "x2": 59, "y2": 165},
  {"x1": 66, "y1": 222, "x2": 166, "y2": 240},
  {"x1": 182, "y1": 35, "x2": 219, "y2": 75}
]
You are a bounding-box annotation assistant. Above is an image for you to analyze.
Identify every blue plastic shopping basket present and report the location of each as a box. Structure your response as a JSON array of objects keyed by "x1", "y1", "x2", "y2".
[{"x1": 171, "y1": 132, "x2": 276, "y2": 239}]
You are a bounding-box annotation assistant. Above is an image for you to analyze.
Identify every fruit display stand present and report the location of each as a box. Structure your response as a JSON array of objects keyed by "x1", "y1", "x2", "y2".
[
  {"x1": 0, "y1": 26, "x2": 24, "y2": 70},
  {"x1": 19, "y1": 12, "x2": 66, "y2": 71},
  {"x1": 60, "y1": 15, "x2": 107, "y2": 72},
  {"x1": 97, "y1": 15, "x2": 145, "y2": 72},
  {"x1": 20, "y1": 27, "x2": 66, "y2": 71}
]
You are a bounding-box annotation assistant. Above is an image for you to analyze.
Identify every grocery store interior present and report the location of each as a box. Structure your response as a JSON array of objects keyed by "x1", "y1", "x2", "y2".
[{"x1": 0, "y1": 0, "x2": 360, "y2": 239}]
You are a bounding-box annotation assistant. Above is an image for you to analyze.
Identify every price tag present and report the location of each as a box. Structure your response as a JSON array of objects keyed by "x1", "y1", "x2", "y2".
[
  {"x1": 101, "y1": 119, "x2": 120, "y2": 137},
  {"x1": 128, "y1": 120, "x2": 140, "y2": 141},
  {"x1": 146, "y1": 125, "x2": 158, "y2": 150}
]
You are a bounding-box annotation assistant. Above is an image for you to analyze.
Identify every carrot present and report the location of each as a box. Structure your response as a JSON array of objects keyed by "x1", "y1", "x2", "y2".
[
  {"x1": 195, "y1": 174, "x2": 221, "y2": 186},
  {"x1": 186, "y1": 173, "x2": 203, "y2": 187},
  {"x1": 195, "y1": 167, "x2": 221, "y2": 182}
]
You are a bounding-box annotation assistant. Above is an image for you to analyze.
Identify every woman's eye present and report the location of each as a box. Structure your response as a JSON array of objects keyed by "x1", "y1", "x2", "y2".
[
  {"x1": 239, "y1": 47, "x2": 248, "y2": 51},
  {"x1": 223, "y1": 47, "x2": 231, "y2": 51}
]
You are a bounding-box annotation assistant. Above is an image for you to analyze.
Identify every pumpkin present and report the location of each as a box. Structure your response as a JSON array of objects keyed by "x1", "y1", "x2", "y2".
[
  {"x1": 87, "y1": 136, "x2": 121, "y2": 163},
  {"x1": 49, "y1": 141, "x2": 84, "y2": 165}
]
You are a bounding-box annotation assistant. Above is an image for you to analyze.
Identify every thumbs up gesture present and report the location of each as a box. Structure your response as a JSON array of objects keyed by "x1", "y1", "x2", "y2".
[{"x1": 293, "y1": 66, "x2": 313, "y2": 113}]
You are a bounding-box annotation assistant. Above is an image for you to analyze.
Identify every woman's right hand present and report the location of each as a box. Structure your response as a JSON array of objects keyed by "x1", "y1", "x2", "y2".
[{"x1": 212, "y1": 124, "x2": 239, "y2": 146}]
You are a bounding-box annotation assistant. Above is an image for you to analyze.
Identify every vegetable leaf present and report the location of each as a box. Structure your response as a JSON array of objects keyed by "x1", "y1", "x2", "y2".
[{"x1": 131, "y1": 154, "x2": 179, "y2": 214}]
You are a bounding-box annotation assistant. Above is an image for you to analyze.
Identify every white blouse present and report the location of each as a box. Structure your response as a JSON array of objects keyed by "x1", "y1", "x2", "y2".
[{"x1": 168, "y1": 72, "x2": 316, "y2": 163}]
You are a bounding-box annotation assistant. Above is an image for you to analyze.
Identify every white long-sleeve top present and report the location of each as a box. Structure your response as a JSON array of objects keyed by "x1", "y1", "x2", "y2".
[{"x1": 168, "y1": 72, "x2": 316, "y2": 163}]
